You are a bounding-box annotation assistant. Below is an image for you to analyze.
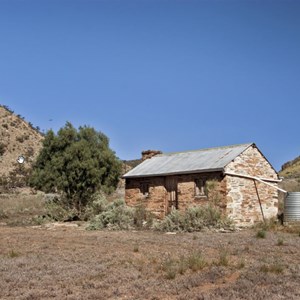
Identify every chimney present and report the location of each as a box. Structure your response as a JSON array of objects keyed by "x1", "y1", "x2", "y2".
[{"x1": 141, "y1": 150, "x2": 162, "y2": 161}]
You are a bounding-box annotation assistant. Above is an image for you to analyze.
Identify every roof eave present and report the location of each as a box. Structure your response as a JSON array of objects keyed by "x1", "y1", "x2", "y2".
[{"x1": 123, "y1": 168, "x2": 224, "y2": 179}]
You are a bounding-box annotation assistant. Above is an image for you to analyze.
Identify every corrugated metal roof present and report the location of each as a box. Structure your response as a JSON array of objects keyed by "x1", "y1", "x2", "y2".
[{"x1": 123, "y1": 143, "x2": 253, "y2": 178}]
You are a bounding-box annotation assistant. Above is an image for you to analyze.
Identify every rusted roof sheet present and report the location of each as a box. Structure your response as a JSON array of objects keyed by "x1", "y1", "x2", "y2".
[{"x1": 123, "y1": 143, "x2": 253, "y2": 178}]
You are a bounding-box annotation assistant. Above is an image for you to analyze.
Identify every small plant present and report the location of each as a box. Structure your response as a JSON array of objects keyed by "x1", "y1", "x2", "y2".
[
  {"x1": 16, "y1": 135, "x2": 25, "y2": 143},
  {"x1": 8, "y1": 250, "x2": 20, "y2": 258},
  {"x1": 217, "y1": 247, "x2": 229, "y2": 266},
  {"x1": 166, "y1": 267, "x2": 177, "y2": 280},
  {"x1": 0, "y1": 208, "x2": 8, "y2": 219},
  {"x1": 160, "y1": 251, "x2": 207, "y2": 279},
  {"x1": 237, "y1": 259, "x2": 245, "y2": 269},
  {"x1": 0, "y1": 143, "x2": 5, "y2": 156},
  {"x1": 256, "y1": 230, "x2": 266, "y2": 239},
  {"x1": 161, "y1": 258, "x2": 178, "y2": 280},
  {"x1": 31, "y1": 215, "x2": 48, "y2": 225},
  {"x1": 186, "y1": 251, "x2": 206, "y2": 271},
  {"x1": 133, "y1": 245, "x2": 139, "y2": 252},
  {"x1": 177, "y1": 257, "x2": 188, "y2": 275},
  {"x1": 277, "y1": 238, "x2": 284, "y2": 246},
  {"x1": 260, "y1": 262, "x2": 284, "y2": 274}
]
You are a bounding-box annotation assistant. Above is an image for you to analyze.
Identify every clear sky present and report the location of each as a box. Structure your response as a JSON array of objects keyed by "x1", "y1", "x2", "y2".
[{"x1": 0, "y1": 0, "x2": 299, "y2": 171}]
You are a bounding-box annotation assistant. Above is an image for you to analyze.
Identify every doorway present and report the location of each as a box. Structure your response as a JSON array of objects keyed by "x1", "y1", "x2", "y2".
[{"x1": 165, "y1": 177, "x2": 178, "y2": 213}]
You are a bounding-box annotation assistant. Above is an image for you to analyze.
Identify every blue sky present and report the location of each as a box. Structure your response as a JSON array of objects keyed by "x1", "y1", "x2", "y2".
[{"x1": 0, "y1": 0, "x2": 299, "y2": 170}]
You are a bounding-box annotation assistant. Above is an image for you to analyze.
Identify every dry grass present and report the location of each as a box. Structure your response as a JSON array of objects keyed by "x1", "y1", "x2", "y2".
[
  {"x1": 1, "y1": 193, "x2": 300, "y2": 299},
  {"x1": 0, "y1": 226, "x2": 300, "y2": 299},
  {"x1": 0, "y1": 192, "x2": 46, "y2": 226}
]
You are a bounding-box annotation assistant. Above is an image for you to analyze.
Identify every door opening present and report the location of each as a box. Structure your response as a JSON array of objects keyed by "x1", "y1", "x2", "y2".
[{"x1": 165, "y1": 177, "x2": 178, "y2": 213}]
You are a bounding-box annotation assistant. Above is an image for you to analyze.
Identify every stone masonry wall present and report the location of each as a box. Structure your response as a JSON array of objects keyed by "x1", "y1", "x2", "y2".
[
  {"x1": 125, "y1": 177, "x2": 167, "y2": 218},
  {"x1": 224, "y1": 145, "x2": 278, "y2": 226},
  {"x1": 177, "y1": 173, "x2": 227, "y2": 212},
  {"x1": 125, "y1": 173, "x2": 226, "y2": 218}
]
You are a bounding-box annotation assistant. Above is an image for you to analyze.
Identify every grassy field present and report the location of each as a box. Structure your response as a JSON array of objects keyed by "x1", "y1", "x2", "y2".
[{"x1": 1, "y1": 194, "x2": 300, "y2": 299}]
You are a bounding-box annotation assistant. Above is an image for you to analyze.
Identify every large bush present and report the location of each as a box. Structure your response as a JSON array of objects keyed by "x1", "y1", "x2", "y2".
[
  {"x1": 30, "y1": 122, "x2": 121, "y2": 215},
  {"x1": 87, "y1": 198, "x2": 134, "y2": 230}
]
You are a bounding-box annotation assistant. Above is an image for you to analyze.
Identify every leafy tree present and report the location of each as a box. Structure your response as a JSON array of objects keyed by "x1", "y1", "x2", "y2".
[{"x1": 30, "y1": 122, "x2": 121, "y2": 214}]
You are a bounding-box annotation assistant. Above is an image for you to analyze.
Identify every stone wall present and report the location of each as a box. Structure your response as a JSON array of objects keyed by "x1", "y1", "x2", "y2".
[
  {"x1": 125, "y1": 177, "x2": 167, "y2": 218},
  {"x1": 224, "y1": 145, "x2": 278, "y2": 226},
  {"x1": 125, "y1": 173, "x2": 226, "y2": 218},
  {"x1": 177, "y1": 173, "x2": 226, "y2": 212},
  {"x1": 125, "y1": 145, "x2": 279, "y2": 226}
]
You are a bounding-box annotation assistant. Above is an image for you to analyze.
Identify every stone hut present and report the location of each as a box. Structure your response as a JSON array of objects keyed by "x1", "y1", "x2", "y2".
[{"x1": 123, "y1": 143, "x2": 280, "y2": 226}]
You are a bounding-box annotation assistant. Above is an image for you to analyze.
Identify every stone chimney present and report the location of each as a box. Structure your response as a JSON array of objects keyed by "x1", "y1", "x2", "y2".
[{"x1": 141, "y1": 150, "x2": 162, "y2": 161}]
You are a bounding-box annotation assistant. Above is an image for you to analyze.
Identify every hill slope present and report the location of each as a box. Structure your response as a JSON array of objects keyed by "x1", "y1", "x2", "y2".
[
  {"x1": 0, "y1": 105, "x2": 43, "y2": 190},
  {"x1": 279, "y1": 156, "x2": 300, "y2": 179},
  {"x1": 279, "y1": 156, "x2": 300, "y2": 193}
]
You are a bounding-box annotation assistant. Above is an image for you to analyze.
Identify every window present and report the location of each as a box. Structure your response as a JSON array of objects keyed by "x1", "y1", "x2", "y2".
[
  {"x1": 195, "y1": 179, "x2": 206, "y2": 197},
  {"x1": 140, "y1": 182, "x2": 150, "y2": 197}
]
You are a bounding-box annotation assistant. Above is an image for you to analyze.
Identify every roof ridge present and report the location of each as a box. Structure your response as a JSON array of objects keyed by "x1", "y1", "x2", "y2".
[{"x1": 160, "y1": 143, "x2": 253, "y2": 157}]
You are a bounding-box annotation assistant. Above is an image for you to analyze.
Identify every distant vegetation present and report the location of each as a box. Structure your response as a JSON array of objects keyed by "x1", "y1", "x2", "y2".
[
  {"x1": 124, "y1": 159, "x2": 142, "y2": 169},
  {"x1": 279, "y1": 155, "x2": 300, "y2": 195},
  {"x1": 280, "y1": 156, "x2": 300, "y2": 178}
]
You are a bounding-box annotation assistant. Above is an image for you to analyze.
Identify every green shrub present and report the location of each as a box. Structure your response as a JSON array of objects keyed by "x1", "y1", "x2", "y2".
[
  {"x1": 255, "y1": 218, "x2": 278, "y2": 231},
  {"x1": 82, "y1": 192, "x2": 109, "y2": 220},
  {"x1": 45, "y1": 198, "x2": 78, "y2": 222},
  {"x1": 8, "y1": 250, "x2": 20, "y2": 258},
  {"x1": 161, "y1": 258, "x2": 178, "y2": 279},
  {"x1": 277, "y1": 238, "x2": 284, "y2": 246},
  {"x1": 256, "y1": 230, "x2": 266, "y2": 239},
  {"x1": 133, "y1": 203, "x2": 154, "y2": 229},
  {"x1": 161, "y1": 251, "x2": 206, "y2": 279},
  {"x1": 153, "y1": 208, "x2": 184, "y2": 232},
  {"x1": 217, "y1": 247, "x2": 229, "y2": 266},
  {"x1": 186, "y1": 251, "x2": 207, "y2": 271},
  {"x1": 153, "y1": 204, "x2": 233, "y2": 232},
  {"x1": 86, "y1": 199, "x2": 134, "y2": 230},
  {"x1": 237, "y1": 259, "x2": 245, "y2": 269},
  {"x1": 260, "y1": 262, "x2": 284, "y2": 274}
]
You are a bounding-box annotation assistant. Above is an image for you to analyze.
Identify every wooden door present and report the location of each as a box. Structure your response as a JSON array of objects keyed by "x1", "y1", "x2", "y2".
[{"x1": 165, "y1": 177, "x2": 178, "y2": 213}]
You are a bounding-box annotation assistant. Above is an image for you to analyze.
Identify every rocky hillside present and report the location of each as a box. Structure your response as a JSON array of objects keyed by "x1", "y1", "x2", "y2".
[
  {"x1": 279, "y1": 156, "x2": 300, "y2": 179},
  {"x1": 279, "y1": 156, "x2": 300, "y2": 193},
  {"x1": 0, "y1": 105, "x2": 43, "y2": 190}
]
